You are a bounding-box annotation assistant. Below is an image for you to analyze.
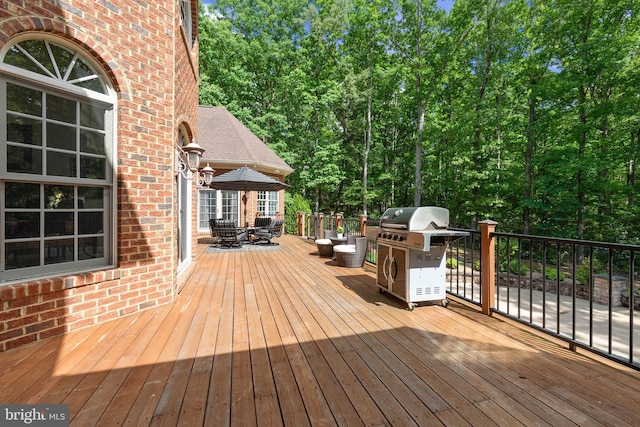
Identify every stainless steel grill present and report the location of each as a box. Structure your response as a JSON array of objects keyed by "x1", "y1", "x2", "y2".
[{"x1": 369, "y1": 207, "x2": 468, "y2": 310}]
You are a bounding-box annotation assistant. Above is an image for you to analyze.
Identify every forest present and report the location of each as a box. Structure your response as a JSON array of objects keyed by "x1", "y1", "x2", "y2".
[{"x1": 198, "y1": 0, "x2": 640, "y2": 243}]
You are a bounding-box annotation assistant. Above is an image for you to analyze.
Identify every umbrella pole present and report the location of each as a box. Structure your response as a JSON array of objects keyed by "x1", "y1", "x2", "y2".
[{"x1": 244, "y1": 191, "x2": 248, "y2": 228}]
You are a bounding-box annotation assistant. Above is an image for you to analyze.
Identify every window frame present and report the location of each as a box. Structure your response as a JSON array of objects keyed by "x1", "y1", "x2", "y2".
[
  {"x1": 180, "y1": 0, "x2": 194, "y2": 48},
  {"x1": 198, "y1": 189, "x2": 240, "y2": 232},
  {"x1": 0, "y1": 35, "x2": 117, "y2": 283},
  {"x1": 257, "y1": 190, "x2": 279, "y2": 218}
]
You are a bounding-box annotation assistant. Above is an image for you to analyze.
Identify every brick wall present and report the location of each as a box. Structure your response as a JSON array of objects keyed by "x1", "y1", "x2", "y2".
[{"x1": 0, "y1": 0, "x2": 199, "y2": 351}]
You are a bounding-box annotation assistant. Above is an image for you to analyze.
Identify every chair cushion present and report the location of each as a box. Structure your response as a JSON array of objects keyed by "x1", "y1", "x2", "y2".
[
  {"x1": 315, "y1": 239, "x2": 333, "y2": 245},
  {"x1": 333, "y1": 244, "x2": 356, "y2": 254}
]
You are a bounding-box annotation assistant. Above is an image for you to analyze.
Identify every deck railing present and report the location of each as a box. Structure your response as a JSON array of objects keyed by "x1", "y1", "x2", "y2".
[
  {"x1": 447, "y1": 225, "x2": 640, "y2": 371},
  {"x1": 297, "y1": 212, "x2": 640, "y2": 370},
  {"x1": 297, "y1": 212, "x2": 369, "y2": 240}
]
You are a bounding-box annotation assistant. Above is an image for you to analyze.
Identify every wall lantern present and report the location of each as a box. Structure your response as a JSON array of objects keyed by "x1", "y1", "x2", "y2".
[
  {"x1": 176, "y1": 139, "x2": 205, "y2": 179},
  {"x1": 199, "y1": 163, "x2": 215, "y2": 188}
]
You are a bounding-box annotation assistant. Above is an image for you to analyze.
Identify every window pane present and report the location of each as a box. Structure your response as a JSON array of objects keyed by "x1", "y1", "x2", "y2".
[
  {"x1": 45, "y1": 238, "x2": 74, "y2": 264},
  {"x1": 1, "y1": 40, "x2": 113, "y2": 278},
  {"x1": 7, "y1": 145, "x2": 42, "y2": 174},
  {"x1": 7, "y1": 115, "x2": 42, "y2": 145},
  {"x1": 5, "y1": 182, "x2": 40, "y2": 208},
  {"x1": 78, "y1": 187, "x2": 103, "y2": 208},
  {"x1": 80, "y1": 129, "x2": 105, "y2": 154},
  {"x1": 17, "y1": 40, "x2": 55, "y2": 75},
  {"x1": 47, "y1": 94, "x2": 76, "y2": 124},
  {"x1": 221, "y1": 191, "x2": 239, "y2": 222},
  {"x1": 69, "y1": 60, "x2": 105, "y2": 94},
  {"x1": 6, "y1": 212, "x2": 40, "y2": 238},
  {"x1": 49, "y1": 43, "x2": 74, "y2": 78},
  {"x1": 44, "y1": 212, "x2": 74, "y2": 236},
  {"x1": 47, "y1": 122, "x2": 76, "y2": 150},
  {"x1": 78, "y1": 212, "x2": 103, "y2": 234},
  {"x1": 79, "y1": 237, "x2": 103, "y2": 260},
  {"x1": 199, "y1": 189, "x2": 217, "y2": 229},
  {"x1": 4, "y1": 45, "x2": 44, "y2": 75},
  {"x1": 80, "y1": 156, "x2": 105, "y2": 179},
  {"x1": 6, "y1": 241, "x2": 40, "y2": 269},
  {"x1": 47, "y1": 151, "x2": 75, "y2": 177},
  {"x1": 7, "y1": 83, "x2": 42, "y2": 116},
  {"x1": 80, "y1": 103, "x2": 105, "y2": 129},
  {"x1": 45, "y1": 185, "x2": 74, "y2": 209}
]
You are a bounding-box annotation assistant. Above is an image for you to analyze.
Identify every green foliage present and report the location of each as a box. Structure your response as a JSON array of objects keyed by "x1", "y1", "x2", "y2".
[
  {"x1": 497, "y1": 238, "x2": 519, "y2": 259},
  {"x1": 284, "y1": 193, "x2": 310, "y2": 234},
  {"x1": 500, "y1": 259, "x2": 529, "y2": 276},
  {"x1": 199, "y1": 1, "x2": 640, "y2": 233},
  {"x1": 575, "y1": 257, "x2": 605, "y2": 285},
  {"x1": 544, "y1": 268, "x2": 566, "y2": 281},
  {"x1": 446, "y1": 258, "x2": 458, "y2": 269}
]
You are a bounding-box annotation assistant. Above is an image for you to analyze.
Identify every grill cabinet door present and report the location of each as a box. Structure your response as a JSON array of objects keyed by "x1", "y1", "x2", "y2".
[
  {"x1": 389, "y1": 246, "x2": 407, "y2": 299},
  {"x1": 376, "y1": 243, "x2": 390, "y2": 290}
]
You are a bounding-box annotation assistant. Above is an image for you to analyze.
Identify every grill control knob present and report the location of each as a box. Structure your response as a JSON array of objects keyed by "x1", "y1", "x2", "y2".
[
  {"x1": 398, "y1": 235, "x2": 405, "y2": 242},
  {"x1": 392, "y1": 235, "x2": 398, "y2": 240}
]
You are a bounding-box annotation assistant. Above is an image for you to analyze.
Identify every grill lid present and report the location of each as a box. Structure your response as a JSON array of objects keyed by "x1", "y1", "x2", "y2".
[{"x1": 379, "y1": 206, "x2": 449, "y2": 231}]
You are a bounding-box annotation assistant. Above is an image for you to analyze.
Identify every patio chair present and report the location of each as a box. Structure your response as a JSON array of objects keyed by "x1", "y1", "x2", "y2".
[
  {"x1": 214, "y1": 220, "x2": 248, "y2": 247},
  {"x1": 333, "y1": 236, "x2": 367, "y2": 268},
  {"x1": 316, "y1": 230, "x2": 337, "y2": 257},
  {"x1": 209, "y1": 218, "x2": 223, "y2": 239},
  {"x1": 253, "y1": 218, "x2": 284, "y2": 245},
  {"x1": 253, "y1": 217, "x2": 272, "y2": 231}
]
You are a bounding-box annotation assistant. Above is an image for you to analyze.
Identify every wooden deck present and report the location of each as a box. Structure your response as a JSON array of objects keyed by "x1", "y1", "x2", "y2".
[{"x1": 2, "y1": 235, "x2": 640, "y2": 426}]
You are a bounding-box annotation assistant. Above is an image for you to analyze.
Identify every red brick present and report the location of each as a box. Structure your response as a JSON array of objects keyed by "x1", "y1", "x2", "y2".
[{"x1": 0, "y1": 0, "x2": 198, "y2": 351}]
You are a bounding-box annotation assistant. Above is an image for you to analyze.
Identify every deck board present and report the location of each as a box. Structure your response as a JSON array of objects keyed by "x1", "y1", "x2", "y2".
[{"x1": 1, "y1": 235, "x2": 640, "y2": 426}]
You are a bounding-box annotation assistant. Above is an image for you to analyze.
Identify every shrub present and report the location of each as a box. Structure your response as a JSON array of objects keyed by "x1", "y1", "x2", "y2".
[
  {"x1": 446, "y1": 258, "x2": 458, "y2": 269},
  {"x1": 284, "y1": 193, "x2": 311, "y2": 234},
  {"x1": 545, "y1": 267, "x2": 565, "y2": 281},
  {"x1": 576, "y1": 257, "x2": 604, "y2": 285},
  {"x1": 500, "y1": 259, "x2": 529, "y2": 275},
  {"x1": 474, "y1": 261, "x2": 481, "y2": 271},
  {"x1": 497, "y1": 237, "x2": 519, "y2": 258}
]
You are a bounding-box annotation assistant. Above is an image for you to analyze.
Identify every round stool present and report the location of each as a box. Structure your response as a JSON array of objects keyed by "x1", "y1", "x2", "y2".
[{"x1": 315, "y1": 239, "x2": 334, "y2": 257}]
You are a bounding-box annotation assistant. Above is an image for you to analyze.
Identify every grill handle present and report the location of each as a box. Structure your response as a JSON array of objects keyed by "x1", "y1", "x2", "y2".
[
  {"x1": 382, "y1": 255, "x2": 390, "y2": 280},
  {"x1": 390, "y1": 257, "x2": 397, "y2": 283}
]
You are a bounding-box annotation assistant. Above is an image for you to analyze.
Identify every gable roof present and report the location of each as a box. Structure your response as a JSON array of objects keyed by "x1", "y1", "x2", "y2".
[{"x1": 198, "y1": 105, "x2": 293, "y2": 176}]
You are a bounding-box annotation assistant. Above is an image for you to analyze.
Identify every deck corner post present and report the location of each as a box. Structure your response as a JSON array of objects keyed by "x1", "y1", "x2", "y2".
[
  {"x1": 318, "y1": 212, "x2": 325, "y2": 238},
  {"x1": 297, "y1": 211, "x2": 305, "y2": 237},
  {"x1": 479, "y1": 219, "x2": 498, "y2": 316},
  {"x1": 360, "y1": 214, "x2": 367, "y2": 236}
]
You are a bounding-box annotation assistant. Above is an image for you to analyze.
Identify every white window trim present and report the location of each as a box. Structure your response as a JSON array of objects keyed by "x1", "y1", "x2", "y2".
[{"x1": 0, "y1": 35, "x2": 117, "y2": 283}]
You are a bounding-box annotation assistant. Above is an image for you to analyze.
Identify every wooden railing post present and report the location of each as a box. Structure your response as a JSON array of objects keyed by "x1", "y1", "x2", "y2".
[
  {"x1": 306, "y1": 213, "x2": 313, "y2": 238},
  {"x1": 297, "y1": 211, "x2": 305, "y2": 237},
  {"x1": 479, "y1": 220, "x2": 498, "y2": 316},
  {"x1": 360, "y1": 214, "x2": 367, "y2": 236},
  {"x1": 318, "y1": 212, "x2": 324, "y2": 239}
]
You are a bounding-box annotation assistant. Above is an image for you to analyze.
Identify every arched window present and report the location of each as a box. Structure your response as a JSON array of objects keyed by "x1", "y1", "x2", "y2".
[{"x1": 0, "y1": 36, "x2": 115, "y2": 282}]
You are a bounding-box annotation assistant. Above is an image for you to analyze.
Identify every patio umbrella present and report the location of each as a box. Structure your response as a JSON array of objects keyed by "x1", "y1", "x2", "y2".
[{"x1": 207, "y1": 166, "x2": 290, "y2": 226}]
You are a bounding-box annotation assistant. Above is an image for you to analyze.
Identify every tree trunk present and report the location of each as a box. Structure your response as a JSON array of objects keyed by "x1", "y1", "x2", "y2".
[
  {"x1": 524, "y1": 83, "x2": 536, "y2": 235},
  {"x1": 413, "y1": 0, "x2": 423, "y2": 207}
]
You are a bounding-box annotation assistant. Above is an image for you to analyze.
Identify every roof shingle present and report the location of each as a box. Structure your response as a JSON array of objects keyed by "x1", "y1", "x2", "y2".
[{"x1": 198, "y1": 106, "x2": 293, "y2": 175}]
